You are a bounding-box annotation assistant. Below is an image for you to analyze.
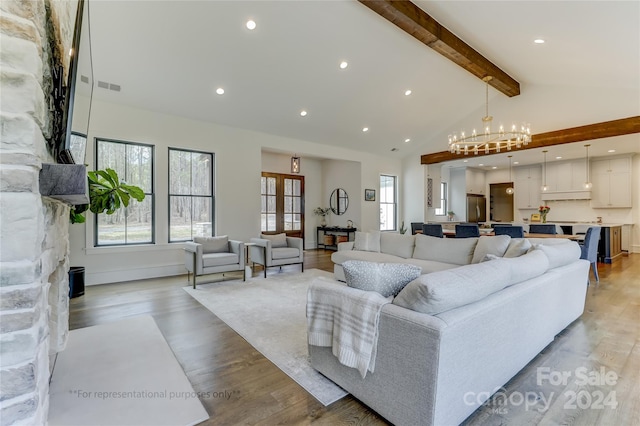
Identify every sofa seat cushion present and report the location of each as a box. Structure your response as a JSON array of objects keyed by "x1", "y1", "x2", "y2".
[
  {"x1": 203, "y1": 252, "x2": 238, "y2": 267},
  {"x1": 471, "y1": 235, "x2": 511, "y2": 264},
  {"x1": 412, "y1": 234, "x2": 478, "y2": 265},
  {"x1": 393, "y1": 259, "x2": 511, "y2": 315},
  {"x1": 194, "y1": 235, "x2": 229, "y2": 253},
  {"x1": 331, "y1": 250, "x2": 403, "y2": 265},
  {"x1": 271, "y1": 247, "x2": 300, "y2": 260},
  {"x1": 343, "y1": 260, "x2": 421, "y2": 297},
  {"x1": 397, "y1": 258, "x2": 459, "y2": 275},
  {"x1": 380, "y1": 233, "x2": 415, "y2": 259}
]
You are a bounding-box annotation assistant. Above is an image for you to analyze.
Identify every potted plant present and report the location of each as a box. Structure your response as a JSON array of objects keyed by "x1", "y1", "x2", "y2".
[
  {"x1": 313, "y1": 207, "x2": 331, "y2": 227},
  {"x1": 447, "y1": 211, "x2": 455, "y2": 221},
  {"x1": 70, "y1": 168, "x2": 145, "y2": 223}
]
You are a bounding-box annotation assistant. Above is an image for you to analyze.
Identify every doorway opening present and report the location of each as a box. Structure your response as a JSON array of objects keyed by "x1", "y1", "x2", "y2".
[{"x1": 489, "y1": 183, "x2": 514, "y2": 222}]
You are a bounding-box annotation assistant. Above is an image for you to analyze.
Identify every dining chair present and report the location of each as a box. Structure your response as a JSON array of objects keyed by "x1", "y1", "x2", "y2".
[
  {"x1": 579, "y1": 226, "x2": 601, "y2": 284},
  {"x1": 491, "y1": 223, "x2": 513, "y2": 228},
  {"x1": 528, "y1": 224, "x2": 557, "y2": 235},
  {"x1": 411, "y1": 222, "x2": 424, "y2": 235},
  {"x1": 455, "y1": 223, "x2": 480, "y2": 238},
  {"x1": 494, "y1": 225, "x2": 525, "y2": 238},
  {"x1": 422, "y1": 223, "x2": 444, "y2": 238}
]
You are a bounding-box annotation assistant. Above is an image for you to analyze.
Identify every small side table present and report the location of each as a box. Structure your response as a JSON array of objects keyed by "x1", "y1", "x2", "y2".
[{"x1": 244, "y1": 242, "x2": 257, "y2": 279}]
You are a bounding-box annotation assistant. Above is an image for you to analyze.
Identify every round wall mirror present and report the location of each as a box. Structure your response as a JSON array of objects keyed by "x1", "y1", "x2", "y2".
[{"x1": 330, "y1": 188, "x2": 349, "y2": 215}]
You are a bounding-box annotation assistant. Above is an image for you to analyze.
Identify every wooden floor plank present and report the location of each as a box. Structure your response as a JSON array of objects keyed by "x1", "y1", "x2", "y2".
[{"x1": 69, "y1": 250, "x2": 639, "y2": 425}]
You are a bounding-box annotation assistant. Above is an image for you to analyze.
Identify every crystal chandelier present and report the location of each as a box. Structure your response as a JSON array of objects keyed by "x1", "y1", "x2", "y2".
[{"x1": 448, "y1": 76, "x2": 531, "y2": 155}]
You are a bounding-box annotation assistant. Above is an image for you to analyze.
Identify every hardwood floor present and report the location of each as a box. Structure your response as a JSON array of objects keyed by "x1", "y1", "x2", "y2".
[{"x1": 69, "y1": 250, "x2": 640, "y2": 425}]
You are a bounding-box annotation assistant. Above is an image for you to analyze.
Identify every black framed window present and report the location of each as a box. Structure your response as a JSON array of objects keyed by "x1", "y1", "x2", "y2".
[
  {"x1": 380, "y1": 175, "x2": 397, "y2": 231},
  {"x1": 95, "y1": 138, "x2": 154, "y2": 246},
  {"x1": 169, "y1": 148, "x2": 214, "y2": 242}
]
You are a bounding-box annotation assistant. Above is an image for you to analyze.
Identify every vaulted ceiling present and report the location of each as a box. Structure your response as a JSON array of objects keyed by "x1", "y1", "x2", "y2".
[{"x1": 76, "y1": 0, "x2": 639, "y2": 166}]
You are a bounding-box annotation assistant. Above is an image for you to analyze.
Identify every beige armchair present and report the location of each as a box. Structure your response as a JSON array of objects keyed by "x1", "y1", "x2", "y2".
[
  {"x1": 250, "y1": 234, "x2": 304, "y2": 278},
  {"x1": 184, "y1": 236, "x2": 245, "y2": 288}
]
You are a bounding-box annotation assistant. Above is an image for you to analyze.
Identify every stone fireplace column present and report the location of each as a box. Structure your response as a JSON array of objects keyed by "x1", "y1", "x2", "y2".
[{"x1": 1, "y1": 0, "x2": 79, "y2": 424}]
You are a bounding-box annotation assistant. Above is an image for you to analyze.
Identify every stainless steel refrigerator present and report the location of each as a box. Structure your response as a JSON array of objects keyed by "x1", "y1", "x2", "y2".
[{"x1": 466, "y1": 195, "x2": 486, "y2": 223}]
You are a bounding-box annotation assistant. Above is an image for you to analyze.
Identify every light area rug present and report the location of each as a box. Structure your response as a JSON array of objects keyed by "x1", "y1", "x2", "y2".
[
  {"x1": 48, "y1": 315, "x2": 209, "y2": 426},
  {"x1": 183, "y1": 268, "x2": 348, "y2": 406}
]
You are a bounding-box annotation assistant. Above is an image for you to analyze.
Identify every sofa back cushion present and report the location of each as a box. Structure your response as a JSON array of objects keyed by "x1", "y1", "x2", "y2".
[
  {"x1": 261, "y1": 233, "x2": 288, "y2": 248},
  {"x1": 504, "y1": 238, "x2": 532, "y2": 258},
  {"x1": 505, "y1": 249, "x2": 549, "y2": 285},
  {"x1": 533, "y1": 241, "x2": 581, "y2": 270},
  {"x1": 380, "y1": 233, "x2": 415, "y2": 259},
  {"x1": 471, "y1": 235, "x2": 511, "y2": 264},
  {"x1": 343, "y1": 260, "x2": 421, "y2": 297},
  {"x1": 194, "y1": 236, "x2": 229, "y2": 253},
  {"x1": 393, "y1": 259, "x2": 511, "y2": 315},
  {"x1": 354, "y1": 231, "x2": 381, "y2": 252},
  {"x1": 412, "y1": 234, "x2": 478, "y2": 265}
]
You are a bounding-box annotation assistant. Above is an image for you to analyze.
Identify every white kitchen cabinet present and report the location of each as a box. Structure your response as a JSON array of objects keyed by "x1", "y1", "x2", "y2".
[
  {"x1": 465, "y1": 168, "x2": 486, "y2": 195},
  {"x1": 514, "y1": 165, "x2": 542, "y2": 209},
  {"x1": 544, "y1": 159, "x2": 587, "y2": 192},
  {"x1": 590, "y1": 157, "x2": 632, "y2": 208}
]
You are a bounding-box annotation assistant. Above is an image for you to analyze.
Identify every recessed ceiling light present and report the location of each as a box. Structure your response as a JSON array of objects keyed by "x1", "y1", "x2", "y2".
[
  {"x1": 300, "y1": 110, "x2": 307, "y2": 117},
  {"x1": 479, "y1": 163, "x2": 484, "y2": 166},
  {"x1": 339, "y1": 61, "x2": 348, "y2": 69},
  {"x1": 404, "y1": 138, "x2": 410, "y2": 143},
  {"x1": 534, "y1": 39, "x2": 545, "y2": 44},
  {"x1": 404, "y1": 90, "x2": 412, "y2": 96},
  {"x1": 514, "y1": 161, "x2": 519, "y2": 165},
  {"x1": 463, "y1": 160, "x2": 468, "y2": 163},
  {"x1": 362, "y1": 127, "x2": 369, "y2": 132},
  {"x1": 246, "y1": 20, "x2": 256, "y2": 30},
  {"x1": 492, "y1": 166, "x2": 497, "y2": 169},
  {"x1": 556, "y1": 156, "x2": 562, "y2": 159},
  {"x1": 608, "y1": 149, "x2": 616, "y2": 153},
  {"x1": 215, "y1": 87, "x2": 225, "y2": 95}
]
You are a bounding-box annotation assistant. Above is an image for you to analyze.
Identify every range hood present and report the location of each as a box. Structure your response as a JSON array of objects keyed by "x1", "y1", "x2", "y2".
[{"x1": 541, "y1": 190, "x2": 591, "y2": 201}]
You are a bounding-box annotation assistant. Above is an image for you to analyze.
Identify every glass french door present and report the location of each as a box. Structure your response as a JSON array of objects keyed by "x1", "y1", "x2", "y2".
[{"x1": 261, "y1": 172, "x2": 305, "y2": 239}]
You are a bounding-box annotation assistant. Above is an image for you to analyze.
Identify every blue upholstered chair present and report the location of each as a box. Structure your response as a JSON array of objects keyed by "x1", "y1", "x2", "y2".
[
  {"x1": 495, "y1": 225, "x2": 525, "y2": 238},
  {"x1": 491, "y1": 223, "x2": 513, "y2": 228},
  {"x1": 455, "y1": 224, "x2": 480, "y2": 238},
  {"x1": 422, "y1": 223, "x2": 443, "y2": 238},
  {"x1": 529, "y1": 224, "x2": 557, "y2": 235},
  {"x1": 579, "y1": 226, "x2": 601, "y2": 284},
  {"x1": 411, "y1": 222, "x2": 424, "y2": 235}
]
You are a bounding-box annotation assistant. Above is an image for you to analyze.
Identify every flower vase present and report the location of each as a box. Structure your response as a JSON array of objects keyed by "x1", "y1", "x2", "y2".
[
  {"x1": 321, "y1": 217, "x2": 327, "y2": 227},
  {"x1": 541, "y1": 213, "x2": 547, "y2": 223}
]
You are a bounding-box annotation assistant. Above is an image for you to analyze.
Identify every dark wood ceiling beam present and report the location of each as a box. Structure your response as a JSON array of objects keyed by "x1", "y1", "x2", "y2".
[
  {"x1": 420, "y1": 116, "x2": 640, "y2": 165},
  {"x1": 358, "y1": 0, "x2": 520, "y2": 97}
]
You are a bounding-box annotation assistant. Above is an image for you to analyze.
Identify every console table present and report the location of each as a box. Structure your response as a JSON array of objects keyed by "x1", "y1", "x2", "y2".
[{"x1": 317, "y1": 226, "x2": 357, "y2": 251}]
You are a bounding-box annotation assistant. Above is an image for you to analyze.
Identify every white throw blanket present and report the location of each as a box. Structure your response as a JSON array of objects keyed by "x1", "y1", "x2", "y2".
[{"x1": 306, "y1": 278, "x2": 391, "y2": 378}]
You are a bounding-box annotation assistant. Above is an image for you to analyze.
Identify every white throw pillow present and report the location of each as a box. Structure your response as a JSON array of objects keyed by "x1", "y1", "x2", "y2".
[
  {"x1": 393, "y1": 260, "x2": 511, "y2": 315},
  {"x1": 413, "y1": 234, "x2": 478, "y2": 265},
  {"x1": 533, "y1": 242, "x2": 582, "y2": 270},
  {"x1": 194, "y1": 235, "x2": 229, "y2": 253},
  {"x1": 261, "y1": 233, "x2": 287, "y2": 248},
  {"x1": 504, "y1": 238, "x2": 532, "y2": 258},
  {"x1": 343, "y1": 260, "x2": 421, "y2": 297},
  {"x1": 354, "y1": 231, "x2": 381, "y2": 252},
  {"x1": 471, "y1": 235, "x2": 511, "y2": 264}
]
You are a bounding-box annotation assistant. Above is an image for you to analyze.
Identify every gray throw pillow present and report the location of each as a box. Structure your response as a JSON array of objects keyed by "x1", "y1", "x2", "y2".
[
  {"x1": 194, "y1": 235, "x2": 229, "y2": 253},
  {"x1": 261, "y1": 233, "x2": 287, "y2": 248},
  {"x1": 343, "y1": 260, "x2": 421, "y2": 297}
]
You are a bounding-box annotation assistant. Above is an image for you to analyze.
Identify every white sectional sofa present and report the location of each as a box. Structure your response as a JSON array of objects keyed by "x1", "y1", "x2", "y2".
[{"x1": 311, "y1": 232, "x2": 590, "y2": 425}]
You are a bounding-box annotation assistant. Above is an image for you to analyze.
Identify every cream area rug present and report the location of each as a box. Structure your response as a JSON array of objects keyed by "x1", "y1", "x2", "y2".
[
  {"x1": 48, "y1": 315, "x2": 209, "y2": 426},
  {"x1": 183, "y1": 268, "x2": 348, "y2": 406}
]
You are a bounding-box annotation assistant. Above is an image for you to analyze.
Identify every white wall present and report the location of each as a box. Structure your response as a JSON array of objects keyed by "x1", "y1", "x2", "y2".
[
  {"x1": 70, "y1": 99, "x2": 401, "y2": 284},
  {"x1": 321, "y1": 160, "x2": 361, "y2": 229},
  {"x1": 402, "y1": 156, "x2": 425, "y2": 225}
]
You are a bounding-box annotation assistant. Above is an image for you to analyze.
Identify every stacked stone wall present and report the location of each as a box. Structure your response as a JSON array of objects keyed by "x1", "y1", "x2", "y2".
[{"x1": 1, "y1": 1, "x2": 78, "y2": 423}]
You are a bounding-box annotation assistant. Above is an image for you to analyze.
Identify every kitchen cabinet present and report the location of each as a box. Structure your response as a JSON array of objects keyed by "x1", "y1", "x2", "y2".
[
  {"x1": 544, "y1": 159, "x2": 587, "y2": 191},
  {"x1": 590, "y1": 157, "x2": 632, "y2": 208},
  {"x1": 599, "y1": 226, "x2": 623, "y2": 263},
  {"x1": 514, "y1": 165, "x2": 542, "y2": 209},
  {"x1": 465, "y1": 168, "x2": 486, "y2": 195}
]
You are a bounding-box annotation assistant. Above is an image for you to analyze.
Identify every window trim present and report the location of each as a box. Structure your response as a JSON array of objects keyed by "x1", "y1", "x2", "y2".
[
  {"x1": 168, "y1": 147, "x2": 215, "y2": 242},
  {"x1": 379, "y1": 174, "x2": 397, "y2": 232},
  {"x1": 94, "y1": 137, "x2": 155, "y2": 247}
]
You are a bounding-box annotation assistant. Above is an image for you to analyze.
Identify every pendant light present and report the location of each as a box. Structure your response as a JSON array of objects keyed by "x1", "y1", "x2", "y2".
[
  {"x1": 506, "y1": 155, "x2": 514, "y2": 195},
  {"x1": 541, "y1": 150, "x2": 549, "y2": 192},
  {"x1": 584, "y1": 144, "x2": 592, "y2": 189},
  {"x1": 291, "y1": 154, "x2": 300, "y2": 174}
]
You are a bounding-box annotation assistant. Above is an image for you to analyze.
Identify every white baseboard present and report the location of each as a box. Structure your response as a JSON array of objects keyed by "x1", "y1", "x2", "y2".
[{"x1": 86, "y1": 264, "x2": 185, "y2": 286}]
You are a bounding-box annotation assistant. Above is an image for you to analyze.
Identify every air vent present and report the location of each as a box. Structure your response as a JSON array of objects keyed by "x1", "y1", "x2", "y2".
[
  {"x1": 80, "y1": 75, "x2": 89, "y2": 84},
  {"x1": 391, "y1": 148, "x2": 399, "y2": 152},
  {"x1": 97, "y1": 80, "x2": 122, "y2": 92}
]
